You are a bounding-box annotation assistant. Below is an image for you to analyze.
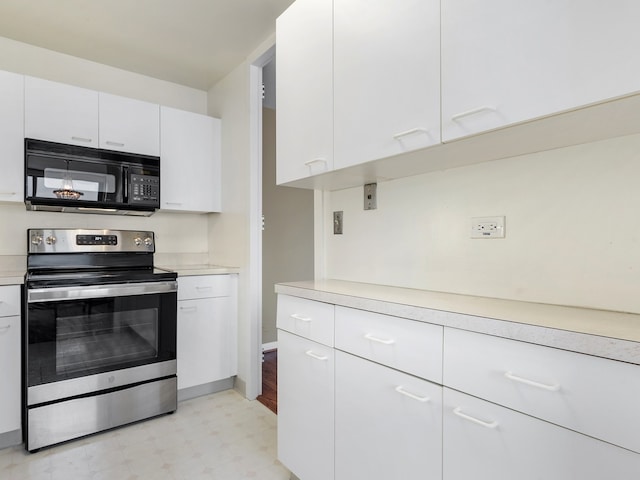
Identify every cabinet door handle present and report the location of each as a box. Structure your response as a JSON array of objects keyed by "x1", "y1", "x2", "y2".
[
  {"x1": 195, "y1": 286, "x2": 213, "y2": 290},
  {"x1": 504, "y1": 371, "x2": 560, "y2": 392},
  {"x1": 395, "y1": 386, "x2": 430, "y2": 403},
  {"x1": 304, "y1": 158, "x2": 327, "y2": 167},
  {"x1": 290, "y1": 313, "x2": 312, "y2": 322},
  {"x1": 364, "y1": 333, "x2": 395, "y2": 345},
  {"x1": 453, "y1": 407, "x2": 498, "y2": 429},
  {"x1": 451, "y1": 105, "x2": 497, "y2": 121},
  {"x1": 179, "y1": 306, "x2": 198, "y2": 312},
  {"x1": 106, "y1": 140, "x2": 125, "y2": 147},
  {"x1": 0, "y1": 192, "x2": 17, "y2": 196},
  {"x1": 392, "y1": 127, "x2": 430, "y2": 140},
  {"x1": 164, "y1": 202, "x2": 183, "y2": 206},
  {"x1": 0, "y1": 324, "x2": 11, "y2": 332},
  {"x1": 71, "y1": 136, "x2": 93, "y2": 143},
  {"x1": 305, "y1": 350, "x2": 328, "y2": 361}
]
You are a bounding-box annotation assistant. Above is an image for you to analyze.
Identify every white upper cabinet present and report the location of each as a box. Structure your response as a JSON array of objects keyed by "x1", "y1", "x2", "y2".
[
  {"x1": 0, "y1": 70, "x2": 24, "y2": 203},
  {"x1": 276, "y1": 0, "x2": 333, "y2": 184},
  {"x1": 99, "y1": 92, "x2": 160, "y2": 156},
  {"x1": 441, "y1": 0, "x2": 640, "y2": 142},
  {"x1": 25, "y1": 76, "x2": 99, "y2": 147},
  {"x1": 160, "y1": 106, "x2": 221, "y2": 213},
  {"x1": 333, "y1": 0, "x2": 440, "y2": 169}
]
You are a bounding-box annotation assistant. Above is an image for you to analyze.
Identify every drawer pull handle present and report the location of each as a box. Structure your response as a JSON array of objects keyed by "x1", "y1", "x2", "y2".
[
  {"x1": 364, "y1": 333, "x2": 395, "y2": 345},
  {"x1": 71, "y1": 136, "x2": 93, "y2": 143},
  {"x1": 179, "y1": 306, "x2": 198, "y2": 312},
  {"x1": 392, "y1": 127, "x2": 430, "y2": 140},
  {"x1": 504, "y1": 371, "x2": 560, "y2": 392},
  {"x1": 291, "y1": 313, "x2": 312, "y2": 322},
  {"x1": 0, "y1": 324, "x2": 10, "y2": 332},
  {"x1": 0, "y1": 191, "x2": 17, "y2": 195},
  {"x1": 453, "y1": 407, "x2": 498, "y2": 429},
  {"x1": 305, "y1": 350, "x2": 328, "y2": 361},
  {"x1": 195, "y1": 286, "x2": 213, "y2": 290},
  {"x1": 451, "y1": 105, "x2": 497, "y2": 121},
  {"x1": 395, "y1": 386, "x2": 430, "y2": 403},
  {"x1": 106, "y1": 140, "x2": 125, "y2": 147}
]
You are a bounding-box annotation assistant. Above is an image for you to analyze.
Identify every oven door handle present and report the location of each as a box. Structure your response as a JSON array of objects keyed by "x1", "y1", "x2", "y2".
[{"x1": 27, "y1": 281, "x2": 178, "y2": 303}]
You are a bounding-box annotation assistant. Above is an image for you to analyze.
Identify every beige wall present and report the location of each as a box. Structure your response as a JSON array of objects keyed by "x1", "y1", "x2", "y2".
[
  {"x1": 0, "y1": 36, "x2": 207, "y2": 113},
  {"x1": 325, "y1": 133, "x2": 640, "y2": 315}
]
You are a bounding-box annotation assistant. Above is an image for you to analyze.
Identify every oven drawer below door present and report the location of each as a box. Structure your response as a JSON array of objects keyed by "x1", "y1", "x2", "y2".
[{"x1": 26, "y1": 376, "x2": 177, "y2": 451}]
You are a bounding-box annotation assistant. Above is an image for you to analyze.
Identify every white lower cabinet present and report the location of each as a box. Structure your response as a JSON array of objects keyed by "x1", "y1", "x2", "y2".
[
  {"x1": 0, "y1": 286, "x2": 21, "y2": 436},
  {"x1": 278, "y1": 329, "x2": 334, "y2": 480},
  {"x1": 277, "y1": 292, "x2": 640, "y2": 480},
  {"x1": 443, "y1": 387, "x2": 640, "y2": 479},
  {"x1": 335, "y1": 351, "x2": 442, "y2": 480},
  {"x1": 176, "y1": 275, "x2": 237, "y2": 391}
]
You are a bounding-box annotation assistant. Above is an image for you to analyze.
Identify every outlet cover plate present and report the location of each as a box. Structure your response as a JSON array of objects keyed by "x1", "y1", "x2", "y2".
[{"x1": 471, "y1": 216, "x2": 505, "y2": 238}]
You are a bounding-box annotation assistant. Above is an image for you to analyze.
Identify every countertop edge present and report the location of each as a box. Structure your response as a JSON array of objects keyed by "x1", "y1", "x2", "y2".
[{"x1": 275, "y1": 281, "x2": 640, "y2": 365}]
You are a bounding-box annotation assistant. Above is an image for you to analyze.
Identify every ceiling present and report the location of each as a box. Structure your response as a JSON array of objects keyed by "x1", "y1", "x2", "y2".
[{"x1": 0, "y1": 0, "x2": 294, "y2": 90}]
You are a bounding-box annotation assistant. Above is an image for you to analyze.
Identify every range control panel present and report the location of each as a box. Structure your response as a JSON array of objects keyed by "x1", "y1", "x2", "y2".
[
  {"x1": 76, "y1": 235, "x2": 118, "y2": 246},
  {"x1": 28, "y1": 229, "x2": 155, "y2": 253}
]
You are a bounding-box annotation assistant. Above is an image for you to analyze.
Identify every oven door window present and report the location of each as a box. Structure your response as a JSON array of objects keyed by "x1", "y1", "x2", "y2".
[{"x1": 28, "y1": 293, "x2": 176, "y2": 386}]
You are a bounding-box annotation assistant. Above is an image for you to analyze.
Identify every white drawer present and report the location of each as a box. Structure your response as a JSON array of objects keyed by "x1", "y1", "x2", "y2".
[
  {"x1": 0, "y1": 285, "x2": 20, "y2": 317},
  {"x1": 178, "y1": 275, "x2": 231, "y2": 300},
  {"x1": 277, "y1": 295, "x2": 334, "y2": 347},
  {"x1": 444, "y1": 327, "x2": 640, "y2": 453},
  {"x1": 335, "y1": 306, "x2": 442, "y2": 383}
]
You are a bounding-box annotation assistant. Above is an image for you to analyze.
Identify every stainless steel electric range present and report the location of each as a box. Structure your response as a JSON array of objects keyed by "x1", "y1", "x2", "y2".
[{"x1": 23, "y1": 228, "x2": 178, "y2": 452}]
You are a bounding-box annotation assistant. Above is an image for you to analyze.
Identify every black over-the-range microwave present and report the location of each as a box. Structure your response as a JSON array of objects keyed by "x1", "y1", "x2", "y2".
[{"x1": 24, "y1": 138, "x2": 160, "y2": 216}]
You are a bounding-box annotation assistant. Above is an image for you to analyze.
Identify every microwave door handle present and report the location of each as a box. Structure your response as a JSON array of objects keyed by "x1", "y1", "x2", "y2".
[{"x1": 123, "y1": 165, "x2": 129, "y2": 203}]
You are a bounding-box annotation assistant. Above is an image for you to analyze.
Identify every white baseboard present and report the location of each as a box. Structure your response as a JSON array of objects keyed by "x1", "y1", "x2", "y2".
[{"x1": 262, "y1": 341, "x2": 278, "y2": 352}]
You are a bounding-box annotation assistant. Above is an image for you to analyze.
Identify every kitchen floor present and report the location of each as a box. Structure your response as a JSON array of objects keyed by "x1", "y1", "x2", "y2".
[{"x1": 0, "y1": 390, "x2": 290, "y2": 480}]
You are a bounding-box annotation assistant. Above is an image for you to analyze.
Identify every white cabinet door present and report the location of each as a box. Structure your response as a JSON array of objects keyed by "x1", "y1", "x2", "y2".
[
  {"x1": 177, "y1": 275, "x2": 237, "y2": 390},
  {"x1": 276, "y1": 0, "x2": 333, "y2": 184},
  {"x1": 25, "y1": 76, "x2": 99, "y2": 147},
  {"x1": 0, "y1": 315, "x2": 20, "y2": 434},
  {"x1": 441, "y1": 0, "x2": 640, "y2": 142},
  {"x1": 333, "y1": 0, "x2": 440, "y2": 169},
  {"x1": 160, "y1": 106, "x2": 221, "y2": 212},
  {"x1": 278, "y1": 330, "x2": 334, "y2": 480},
  {"x1": 99, "y1": 93, "x2": 159, "y2": 156},
  {"x1": 0, "y1": 70, "x2": 24, "y2": 203},
  {"x1": 335, "y1": 351, "x2": 442, "y2": 480},
  {"x1": 443, "y1": 388, "x2": 640, "y2": 480},
  {"x1": 177, "y1": 297, "x2": 231, "y2": 389}
]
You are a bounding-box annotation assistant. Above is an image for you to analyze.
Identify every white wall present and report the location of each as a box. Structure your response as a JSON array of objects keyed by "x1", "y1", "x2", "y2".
[
  {"x1": 206, "y1": 34, "x2": 278, "y2": 398},
  {"x1": 326, "y1": 133, "x2": 640, "y2": 315}
]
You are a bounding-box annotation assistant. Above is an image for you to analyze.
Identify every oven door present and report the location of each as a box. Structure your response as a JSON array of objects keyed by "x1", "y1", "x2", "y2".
[{"x1": 26, "y1": 281, "x2": 177, "y2": 406}]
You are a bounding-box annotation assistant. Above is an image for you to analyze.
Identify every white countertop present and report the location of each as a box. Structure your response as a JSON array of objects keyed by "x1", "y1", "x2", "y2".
[
  {"x1": 275, "y1": 279, "x2": 640, "y2": 365},
  {"x1": 158, "y1": 264, "x2": 240, "y2": 276}
]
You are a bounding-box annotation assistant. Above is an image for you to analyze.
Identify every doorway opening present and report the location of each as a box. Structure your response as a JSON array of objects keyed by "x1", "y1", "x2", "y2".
[{"x1": 251, "y1": 51, "x2": 314, "y2": 410}]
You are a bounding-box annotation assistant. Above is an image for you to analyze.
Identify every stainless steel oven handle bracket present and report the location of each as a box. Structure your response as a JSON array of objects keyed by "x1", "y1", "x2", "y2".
[{"x1": 27, "y1": 281, "x2": 178, "y2": 303}]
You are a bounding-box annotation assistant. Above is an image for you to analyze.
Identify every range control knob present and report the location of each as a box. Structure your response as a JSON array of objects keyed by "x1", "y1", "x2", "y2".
[
  {"x1": 134, "y1": 237, "x2": 142, "y2": 246},
  {"x1": 144, "y1": 237, "x2": 153, "y2": 247},
  {"x1": 31, "y1": 235, "x2": 43, "y2": 246},
  {"x1": 45, "y1": 235, "x2": 57, "y2": 245}
]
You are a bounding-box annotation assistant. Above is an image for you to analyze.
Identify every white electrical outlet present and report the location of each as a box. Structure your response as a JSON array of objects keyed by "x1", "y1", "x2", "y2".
[{"x1": 471, "y1": 216, "x2": 506, "y2": 238}]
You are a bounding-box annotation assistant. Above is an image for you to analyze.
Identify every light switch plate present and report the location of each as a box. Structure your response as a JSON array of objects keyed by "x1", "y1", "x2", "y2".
[
  {"x1": 333, "y1": 211, "x2": 343, "y2": 235},
  {"x1": 364, "y1": 183, "x2": 377, "y2": 210},
  {"x1": 471, "y1": 216, "x2": 505, "y2": 238}
]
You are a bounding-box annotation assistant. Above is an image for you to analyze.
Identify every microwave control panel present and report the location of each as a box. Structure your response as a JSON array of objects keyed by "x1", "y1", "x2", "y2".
[{"x1": 130, "y1": 174, "x2": 160, "y2": 205}]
